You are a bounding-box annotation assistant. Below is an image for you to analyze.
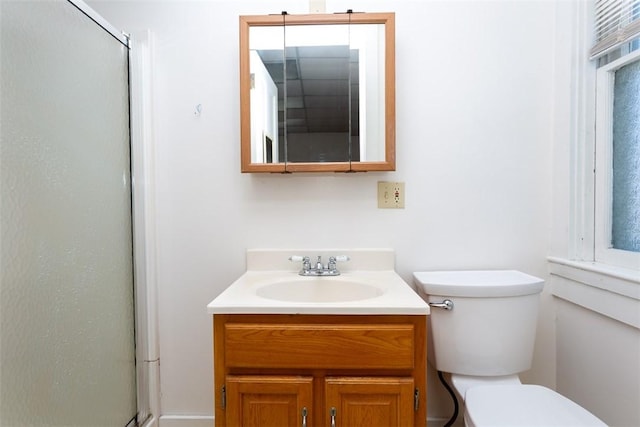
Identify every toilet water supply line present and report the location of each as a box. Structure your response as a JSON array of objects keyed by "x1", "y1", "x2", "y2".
[
  {"x1": 438, "y1": 371, "x2": 459, "y2": 427},
  {"x1": 430, "y1": 299, "x2": 457, "y2": 426}
]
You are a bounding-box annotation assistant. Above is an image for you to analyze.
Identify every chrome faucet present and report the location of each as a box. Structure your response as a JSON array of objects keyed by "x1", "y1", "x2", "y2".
[{"x1": 289, "y1": 255, "x2": 350, "y2": 276}]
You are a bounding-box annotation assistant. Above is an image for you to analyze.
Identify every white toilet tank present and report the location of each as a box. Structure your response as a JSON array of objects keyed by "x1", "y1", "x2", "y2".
[{"x1": 413, "y1": 270, "x2": 544, "y2": 376}]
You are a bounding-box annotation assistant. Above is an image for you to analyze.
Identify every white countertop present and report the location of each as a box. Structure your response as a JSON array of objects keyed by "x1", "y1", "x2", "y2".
[
  {"x1": 207, "y1": 270, "x2": 430, "y2": 315},
  {"x1": 207, "y1": 249, "x2": 429, "y2": 315}
]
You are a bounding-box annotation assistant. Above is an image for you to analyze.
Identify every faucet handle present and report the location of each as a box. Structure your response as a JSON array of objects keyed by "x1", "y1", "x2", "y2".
[
  {"x1": 290, "y1": 255, "x2": 311, "y2": 274},
  {"x1": 328, "y1": 255, "x2": 349, "y2": 271},
  {"x1": 289, "y1": 255, "x2": 310, "y2": 266}
]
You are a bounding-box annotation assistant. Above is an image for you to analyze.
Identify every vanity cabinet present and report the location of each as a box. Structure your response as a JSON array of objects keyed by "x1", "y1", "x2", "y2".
[
  {"x1": 213, "y1": 314, "x2": 426, "y2": 426},
  {"x1": 325, "y1": 377, "x2": 415, "y2": 426},
  {"x1": 226, "y1": 375, "x2": 313, "y2": 426}
]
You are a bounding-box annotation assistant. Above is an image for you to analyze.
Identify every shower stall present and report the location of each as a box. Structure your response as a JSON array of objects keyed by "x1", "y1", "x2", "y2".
[{"x1": 1, "y1": 0, "x2": 147, "y2": 425}]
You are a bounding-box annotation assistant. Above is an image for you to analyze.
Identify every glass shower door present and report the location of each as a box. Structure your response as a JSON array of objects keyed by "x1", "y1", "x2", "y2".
[{"x1": 1, "y1": 0, "x2": 137, "y2": 425}]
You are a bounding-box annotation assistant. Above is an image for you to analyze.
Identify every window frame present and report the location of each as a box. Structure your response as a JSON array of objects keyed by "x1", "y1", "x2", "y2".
[{"x1": 594, "y1": 48, "x2": 640, "y2": 269}]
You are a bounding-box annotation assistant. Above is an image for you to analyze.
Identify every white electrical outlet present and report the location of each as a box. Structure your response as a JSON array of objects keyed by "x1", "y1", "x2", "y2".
[{"x1": 378, "y1": 181, "x2": 405, "y2": 209}]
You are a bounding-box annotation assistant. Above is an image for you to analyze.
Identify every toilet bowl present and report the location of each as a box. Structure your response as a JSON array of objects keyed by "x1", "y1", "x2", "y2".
[
  {"x1": 465, "y1": 384, "x2": 607, "y2": 426},
  {"x1": 451, "y1": 374, "x2": 607, "y2": 426},
  {"x1": 413, "y1": 270, "x2": 607, "y2": 427}
]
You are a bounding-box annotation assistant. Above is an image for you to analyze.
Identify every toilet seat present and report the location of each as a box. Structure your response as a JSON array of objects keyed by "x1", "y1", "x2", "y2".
[
  {"x1": 451, "y1": 373, "x2": 521, "y2": 398},
  {"x1": 464, "y1": 385, "x2": 607, "y2": 427}
]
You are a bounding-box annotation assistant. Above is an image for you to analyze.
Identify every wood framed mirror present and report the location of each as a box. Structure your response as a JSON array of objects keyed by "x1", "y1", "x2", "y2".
[{"x1": 239, "y1": 12, "x2": 395, "y2": 173}]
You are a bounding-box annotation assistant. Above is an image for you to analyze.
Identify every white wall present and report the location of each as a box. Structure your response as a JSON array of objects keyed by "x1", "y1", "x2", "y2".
[
  {"x1": 90, "y1": 0, "x2": 558, "y2": 423},
  {"x1": 555, "y1": 296, "x2": 640, "y2": 427},
  {"x1": 548, "y1": 1, "x2": 640, "y2": 425}
]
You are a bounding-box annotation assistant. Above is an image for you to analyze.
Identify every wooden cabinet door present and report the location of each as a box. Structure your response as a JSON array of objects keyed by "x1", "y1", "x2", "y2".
[
  {"x1": 226, "y1": 376, "x2": 313, "y2": 427},
  {"x1": 325, "y1": 377, "x2": 415, "y2": 427}
]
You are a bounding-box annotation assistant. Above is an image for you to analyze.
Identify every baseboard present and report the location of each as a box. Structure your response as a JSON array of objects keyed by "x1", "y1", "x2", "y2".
[
  {"x1": 158, "y1": 415, "x2": 214, "y2": 427},
  {"x1": 427, "y1": 416, "x2": 453, "y2": 427},
  {"x1": 140, "y1": 414, "x2": 158, "y2": 427},
  {"x1": 158, "y1": 415, "x2": 446, "y2": 427}
]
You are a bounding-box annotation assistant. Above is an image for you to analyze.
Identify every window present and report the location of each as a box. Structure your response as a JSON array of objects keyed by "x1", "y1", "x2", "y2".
[
  {"x1": 611, "y1": 59, "x2": 640, "y2": 252},
  {"x1": 595, "y1": 51, "x2": 640, "y2": 268},
  {"x1": 591, "y1": 0, "x2": 640, "y2": 270}
]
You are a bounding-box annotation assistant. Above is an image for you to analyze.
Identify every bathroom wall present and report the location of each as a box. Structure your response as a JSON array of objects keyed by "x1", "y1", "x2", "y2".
[
  {"x1": 553, "y1": 288, "x2": 640, "y2": 427},
  {"x1": 89, "y1": 0, "x2": 558, "y2": 424},
  {"x1": 549, "y1": 2, "x2": 640, "y2": 425}
]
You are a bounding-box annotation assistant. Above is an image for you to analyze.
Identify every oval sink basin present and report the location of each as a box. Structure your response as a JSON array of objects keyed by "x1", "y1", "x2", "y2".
[{"x1": 256, "y1": 279, "x2": 384, "y2": 303}]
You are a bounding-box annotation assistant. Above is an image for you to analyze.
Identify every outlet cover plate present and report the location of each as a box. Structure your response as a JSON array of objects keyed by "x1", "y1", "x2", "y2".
[{"x1": 378, "y1": 181, "x2": 405, "y2": 209}]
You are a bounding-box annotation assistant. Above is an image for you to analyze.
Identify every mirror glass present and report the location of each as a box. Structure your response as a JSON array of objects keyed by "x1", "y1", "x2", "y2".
[
  {"x1": 283, "y1": 24, "x2": 351, "y2": 164},
  {"x1": 248, "y1": 25, "x2": 284, "y2": 164},
  {"x1": 240, "y1": 13, "x2": 395, "y2": 173}
]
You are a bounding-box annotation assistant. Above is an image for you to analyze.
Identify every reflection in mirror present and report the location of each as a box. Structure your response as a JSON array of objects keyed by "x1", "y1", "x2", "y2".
[
  {"x1": 249, "y1": 25, "x2": 283, "y2": 165},
  {"x1": 240, "y1": 13, "x2": 395, "y2": 173},
  {"x1": 283, "y1": 24, "x2": 351, "y2": 163}
]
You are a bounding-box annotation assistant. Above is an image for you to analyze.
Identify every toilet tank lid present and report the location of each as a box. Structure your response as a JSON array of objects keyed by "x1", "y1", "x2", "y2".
[
  {"x1": 412, "y1": 270, "x2": 544, "y2": 297},
  {"x1": 464, "y1": 385, "x2": 607, "y2": 427}
]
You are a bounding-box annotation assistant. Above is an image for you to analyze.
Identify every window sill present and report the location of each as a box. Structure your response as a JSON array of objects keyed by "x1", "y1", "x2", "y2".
[{"x1": 548, "y1": 257, "x2": 640, "y2": 329}]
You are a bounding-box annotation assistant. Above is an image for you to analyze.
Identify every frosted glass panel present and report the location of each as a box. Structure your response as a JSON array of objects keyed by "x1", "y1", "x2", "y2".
[
  {"x1": 1, "y1": 1, "x2": 136, "y2": 425},
  {"x1": 612, "y1": 58, "x2": 640, "y2": 252}
]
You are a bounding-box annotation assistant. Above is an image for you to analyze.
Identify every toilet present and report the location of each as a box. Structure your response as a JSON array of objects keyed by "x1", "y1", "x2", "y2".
[{"x1": 413, "y1": 270, "x2": 607, "y2": 427}]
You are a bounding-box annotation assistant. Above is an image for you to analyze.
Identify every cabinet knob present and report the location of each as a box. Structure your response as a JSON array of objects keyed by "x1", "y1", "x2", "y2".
[
  {"x1": 330, "y1": 407, "x2": 337, "y2": 427},
  {"x1": 301, "y1": 407, "x2": 308, "y2": 427}
]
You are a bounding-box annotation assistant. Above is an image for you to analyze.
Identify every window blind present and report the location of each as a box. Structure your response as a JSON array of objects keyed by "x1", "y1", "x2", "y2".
[{"x1": 591, "y1": 0, "x2": 640, "y2": 60}]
